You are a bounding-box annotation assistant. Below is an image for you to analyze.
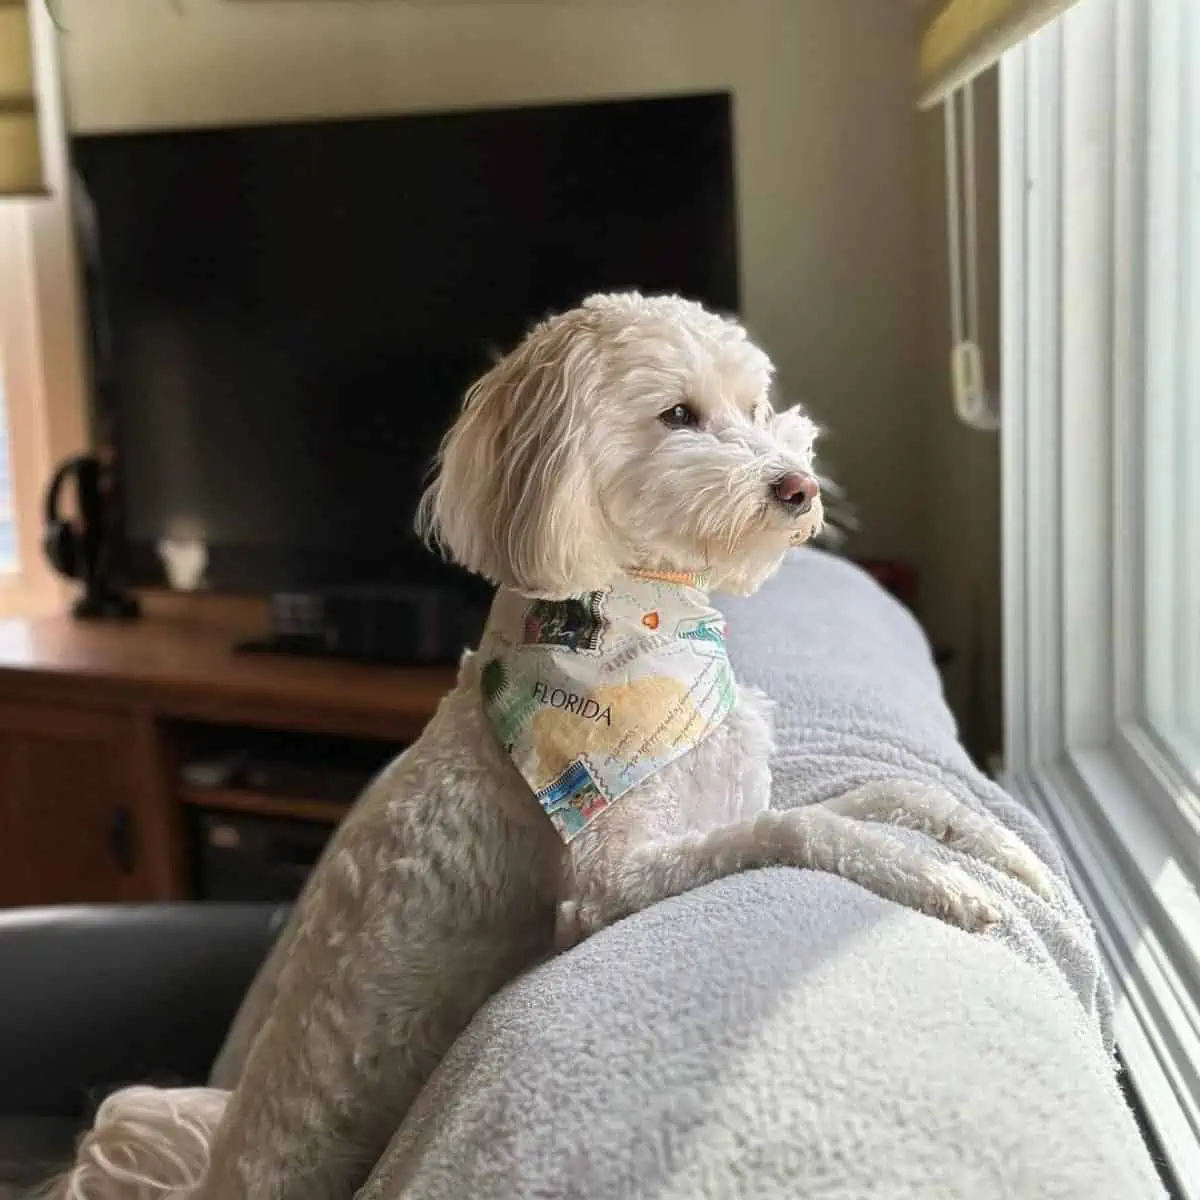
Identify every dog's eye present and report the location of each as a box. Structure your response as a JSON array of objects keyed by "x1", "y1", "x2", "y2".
[{"x1": 659, "y1": 403, "x2": 699, "y2": 430}]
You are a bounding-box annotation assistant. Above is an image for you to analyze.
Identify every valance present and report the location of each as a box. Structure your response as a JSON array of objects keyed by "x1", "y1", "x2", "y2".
[
  {"x1": 918, "y1": 0, "x2": 1083, "y2": 107},
  {"x1": 0, "y1": 0, "x2": 44, "y2": 195}
]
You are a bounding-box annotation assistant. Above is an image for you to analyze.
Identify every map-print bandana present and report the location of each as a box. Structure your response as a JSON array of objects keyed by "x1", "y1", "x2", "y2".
[{"x1": 479, "y1": 570, "x2": 736, "y2": 842}]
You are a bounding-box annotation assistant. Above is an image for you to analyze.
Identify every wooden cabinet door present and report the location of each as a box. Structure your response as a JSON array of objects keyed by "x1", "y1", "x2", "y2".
[{"x1": 0, "y1": 704, "x2": 154, "y2": 906}]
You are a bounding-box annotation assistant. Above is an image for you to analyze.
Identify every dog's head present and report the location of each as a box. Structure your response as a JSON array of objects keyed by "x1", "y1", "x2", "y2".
[{"x1": 418, "y1": 292, "x2": 823, "y2": 598}]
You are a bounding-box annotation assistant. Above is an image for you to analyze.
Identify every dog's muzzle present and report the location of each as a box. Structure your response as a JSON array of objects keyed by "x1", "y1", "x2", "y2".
[{"x1": 771, "y1": 472, "x2": 819, "y2": 516}]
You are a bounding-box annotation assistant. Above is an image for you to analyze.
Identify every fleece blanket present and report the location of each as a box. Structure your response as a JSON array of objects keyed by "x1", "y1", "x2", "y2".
[{"x1": 349, "y1": 550, "x2": 1164, "y2": 1199}]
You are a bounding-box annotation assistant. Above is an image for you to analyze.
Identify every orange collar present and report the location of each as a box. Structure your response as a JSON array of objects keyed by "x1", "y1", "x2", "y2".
[{"x1": 625, "y1": 567, "x2": 710, "y2": 590}]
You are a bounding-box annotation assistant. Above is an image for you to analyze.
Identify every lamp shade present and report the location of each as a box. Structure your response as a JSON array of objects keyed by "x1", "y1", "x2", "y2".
[
  {"x1": 0, "y1": 0, "x2": 44, "y2": 195},
  {"x1": 917, "y1": 0, "x2": 1083, "y2": 108}
]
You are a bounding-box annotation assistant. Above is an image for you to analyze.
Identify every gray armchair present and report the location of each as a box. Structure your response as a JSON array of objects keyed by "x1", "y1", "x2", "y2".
[{"x1": 0, "y1": 904, "x2": 286, "y2": 1194}]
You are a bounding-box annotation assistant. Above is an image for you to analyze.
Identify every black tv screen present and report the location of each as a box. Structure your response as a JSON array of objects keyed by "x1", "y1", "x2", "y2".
[{"x1": 71, "y1": 92, "x2": 739, "y2": 593}]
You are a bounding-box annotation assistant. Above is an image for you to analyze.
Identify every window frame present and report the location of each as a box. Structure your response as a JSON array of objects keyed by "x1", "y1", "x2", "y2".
[{"x1": 1000, "y1": 0, "x2": 1200, "y2": 1192}]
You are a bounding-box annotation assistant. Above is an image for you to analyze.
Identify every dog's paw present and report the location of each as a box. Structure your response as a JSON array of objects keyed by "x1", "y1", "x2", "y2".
[
  {"x1": 945, "y1": 820, "x2": 1056, "y2": 903},
  {"x1": 822, "y1": 781, "x2": 1056, "y2": 904},
  {"x1": 917, "y1": 861, "x2": 1001, "y2": 933}
]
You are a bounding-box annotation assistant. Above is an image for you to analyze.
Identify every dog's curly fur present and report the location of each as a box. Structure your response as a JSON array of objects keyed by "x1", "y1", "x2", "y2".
[{"x1": 50, "y1": 293, "x2": 1053, "y2": 1200}]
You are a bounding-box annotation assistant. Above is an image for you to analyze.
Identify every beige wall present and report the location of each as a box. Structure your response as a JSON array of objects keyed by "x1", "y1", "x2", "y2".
[{"x1": 56, "y1": 0, "x2": 926, "y2": 565}]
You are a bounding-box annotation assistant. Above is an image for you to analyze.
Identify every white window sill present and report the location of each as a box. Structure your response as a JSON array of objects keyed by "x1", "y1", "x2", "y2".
[{"x1": 1005, "y1": 753, "x2": 1200, "y2": 1196}]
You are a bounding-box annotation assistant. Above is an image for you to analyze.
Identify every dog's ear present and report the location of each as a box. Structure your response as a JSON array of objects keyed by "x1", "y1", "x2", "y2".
[{"x1": 417, "y1": 313, "x2": 617, "y2": 597}]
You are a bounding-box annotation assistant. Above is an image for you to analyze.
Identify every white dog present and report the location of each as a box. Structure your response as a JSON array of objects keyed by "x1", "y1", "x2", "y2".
[{"x1": 53, "y1": 293, "x2": 1052, "y2": 1200}]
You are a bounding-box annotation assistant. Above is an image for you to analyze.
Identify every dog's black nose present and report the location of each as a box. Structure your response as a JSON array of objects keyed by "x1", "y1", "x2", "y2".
[{"x1": 772, "y1": 472, "x2": 819, "y2": 514}]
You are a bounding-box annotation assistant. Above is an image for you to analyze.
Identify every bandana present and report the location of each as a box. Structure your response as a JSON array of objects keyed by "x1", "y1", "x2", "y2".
[{"x1": 479, "y1": 570, "x2": 735, "y2": 841}]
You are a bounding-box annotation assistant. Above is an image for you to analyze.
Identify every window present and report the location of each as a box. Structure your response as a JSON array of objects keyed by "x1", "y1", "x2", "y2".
[
  {"x1": 0, "y1": 204, "x2": 55, "y2": 613},
  {"x1": 0, "y1": 200, "x2": 90, "y2": 616},
  {"x1": 1001, "y1": 0, "x2": 1200, "y2": 1193},
  {"x1": 0, "y1": 359, "x2": 17, "y2": 574},
  {"x1": 1143, "y1": 0, "x2": 1200, "y2": 787},
  {"x1": 0, "y1": 0, "x2": 90, "y2": 617},
  {"x1": 0, "y1": 207, "x2": 42, "y2": 606}
]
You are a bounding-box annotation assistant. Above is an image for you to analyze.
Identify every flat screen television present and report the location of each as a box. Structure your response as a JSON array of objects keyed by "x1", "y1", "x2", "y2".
[{"x1": 70, "y1": 91, "x2": 740, "y2": 594}]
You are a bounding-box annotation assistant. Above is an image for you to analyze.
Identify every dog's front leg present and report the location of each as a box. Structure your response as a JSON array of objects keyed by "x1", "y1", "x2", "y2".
[
  {"x1": 199, "y1": 935, "x2": 547, "y2": 1200},
  {"x1": 575, "y1": 805, "x2": 1000, "y2": 941},
  {"x1": 820, "y1": 779, "x2": 1055, "y2": 900}
]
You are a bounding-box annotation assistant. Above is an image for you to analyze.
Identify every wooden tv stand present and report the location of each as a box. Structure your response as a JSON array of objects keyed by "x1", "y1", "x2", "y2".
[{"x1": 0, "y1": 593, "x2": 456, "y2": 908}]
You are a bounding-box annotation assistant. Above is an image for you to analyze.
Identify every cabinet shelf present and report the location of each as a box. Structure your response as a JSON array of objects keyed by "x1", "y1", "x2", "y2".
[{"x1": 178, "y1": 785, "x2": 351, "y2": 826}]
